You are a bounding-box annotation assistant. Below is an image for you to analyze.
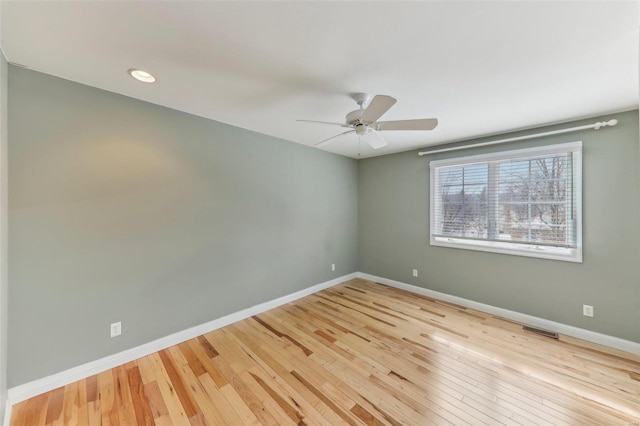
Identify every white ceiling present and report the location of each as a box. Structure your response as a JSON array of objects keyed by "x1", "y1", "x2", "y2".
[{"x1": 1, "y1": 1, "x2": 638, "y2": 159}]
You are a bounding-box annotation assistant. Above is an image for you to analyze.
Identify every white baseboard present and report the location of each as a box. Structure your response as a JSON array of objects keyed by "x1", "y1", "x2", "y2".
[
  {"x1": 357, "y1": 272, "x2": 640, "y2": 355},
  {"x1": 2, "y1": 398, "x2": 10, "y2": 426},
  {"x1": 7, "y1": 272, "x2": 356, "y2": 405}
]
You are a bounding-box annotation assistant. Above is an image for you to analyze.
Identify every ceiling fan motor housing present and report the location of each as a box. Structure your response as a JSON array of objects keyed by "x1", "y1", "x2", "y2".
[
  {"x1": 346, "y1": 109, "x2": 370, "y2": 135},
  {"x1": 346, "y1": 109, "x2": 366, "y2": 125}
]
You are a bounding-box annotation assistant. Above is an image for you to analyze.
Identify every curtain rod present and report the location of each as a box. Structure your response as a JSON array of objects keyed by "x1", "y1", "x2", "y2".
[{"x1": 418, "y1": 119, "x2": 618, "y2": 156}]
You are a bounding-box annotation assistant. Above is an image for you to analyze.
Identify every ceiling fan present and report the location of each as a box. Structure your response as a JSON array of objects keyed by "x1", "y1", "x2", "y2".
[{"x1": 297, "y1": 93, "x2": 438, "y2": 150}]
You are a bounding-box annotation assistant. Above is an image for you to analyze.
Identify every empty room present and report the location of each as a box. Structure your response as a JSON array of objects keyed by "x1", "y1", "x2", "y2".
[{"x1": 0, "y1": 1, "x2": 639, "y2": 425}]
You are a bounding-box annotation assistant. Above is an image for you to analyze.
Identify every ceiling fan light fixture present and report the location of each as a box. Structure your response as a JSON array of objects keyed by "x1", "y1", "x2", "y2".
[
  {"x1": 128, "y1": 68, "x2": 156, "y2": 83},
  {"x1": 362, "y1": 129, "x2": 387, "y2": 150},
  {"x1": 355, "y1": 124, "x2": 368, "y2": 136}
]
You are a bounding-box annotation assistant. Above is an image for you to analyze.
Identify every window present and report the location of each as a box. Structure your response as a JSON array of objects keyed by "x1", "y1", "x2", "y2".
[{"x1": 430, "y1": 142, "x2": 582, "y2": 262}]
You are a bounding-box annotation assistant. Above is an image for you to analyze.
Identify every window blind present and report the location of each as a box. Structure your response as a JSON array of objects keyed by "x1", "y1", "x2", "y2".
[{"x1": 430, "y1": 142, "x2": 582, "y2": 260}]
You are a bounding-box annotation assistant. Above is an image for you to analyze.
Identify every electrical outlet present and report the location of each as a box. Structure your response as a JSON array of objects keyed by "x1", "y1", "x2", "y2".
[
  {"x1": 110, "y1": 321, "x2": 122, "y2": 337},
  {"x1": 331, "y1": 263, "x2": 335, "y2": 271},
  {"x1": 412, "y1": 269, "x2": 418, "y2": 277},
  {"x1": 582, "y1": 305, "x2": 594, "y2": 318}
]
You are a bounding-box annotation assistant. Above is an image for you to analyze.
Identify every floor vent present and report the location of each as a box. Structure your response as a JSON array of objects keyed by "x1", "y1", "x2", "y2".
[{"x1": 522, "y1": 325, "x2": 559, "y2": 339}]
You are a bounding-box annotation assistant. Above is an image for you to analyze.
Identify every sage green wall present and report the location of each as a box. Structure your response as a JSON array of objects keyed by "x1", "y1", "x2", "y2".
[
  {"x1": 8, "y1": 66, "x2": 358, "y2": 387},
  {"x1": 359, "y1": 110, "x2": 640, "y2": 343}
]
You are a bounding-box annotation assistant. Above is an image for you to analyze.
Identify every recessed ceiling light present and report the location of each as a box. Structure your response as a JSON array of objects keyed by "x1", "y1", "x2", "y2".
[{"x1": 128, "y1": 68, "x2": 156, "y2": 83}]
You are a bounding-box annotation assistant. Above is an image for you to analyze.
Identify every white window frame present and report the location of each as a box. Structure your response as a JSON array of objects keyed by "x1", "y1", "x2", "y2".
[{"x1": 429, "y1": 142, "x2": 582, "y2": 263}]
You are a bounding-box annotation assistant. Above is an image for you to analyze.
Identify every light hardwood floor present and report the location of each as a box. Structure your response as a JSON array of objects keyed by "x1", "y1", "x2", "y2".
[{"x1": 10, "y1": 278, "x2": 640, "y2": 425}]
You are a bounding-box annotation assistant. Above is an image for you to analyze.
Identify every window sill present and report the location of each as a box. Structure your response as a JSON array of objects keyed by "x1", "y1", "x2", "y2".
[{"x1": 431, "y1": 236, "x2": 582, "y2": 263}]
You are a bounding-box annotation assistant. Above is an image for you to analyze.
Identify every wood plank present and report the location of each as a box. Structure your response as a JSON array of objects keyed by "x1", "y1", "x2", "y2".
[
  {"x1": 60, "y1": 382, "x2": 79, "y2": 425},
  {"x1": 98, "y1": 367, "x2": 118, "y2": 426},
  {"x1": 197, "y1": 374, "x2": 250, "y2": 425},
  {"x1": 157, "y1": 349, "x2": 200, "y2": 420},
  {"x1": 143, "y1": 381, "x2": 169, "y2": 419},
  {"x1": 12, "y1": 393, "x2": 49, "y2": 426},
  {"x1": 127, "y1": 365, "x2": 155, "y2": 426},
  {"x1": 76, "y1": 379, "x2": 89, "y2": 426},
  {"x1": 145, "y1": 352, "x2": 191, "y2": 425},
  {"x1": 113, "y1": 365, "x2": 137, "y2": 426},
  {"x1": 43, "y1": 387, "x2": 65, "y2": 425}
]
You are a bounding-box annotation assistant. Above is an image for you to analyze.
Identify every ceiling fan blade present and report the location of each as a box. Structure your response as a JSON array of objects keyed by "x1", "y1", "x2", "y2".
[
  {"x1": 362, "y1": 130, "x2": 387, "y2": 150},
  {"x1": 314, "y1": 130, "x2": 355, "y2": 147},
  {"x1": 297, "y1": 119, "x2": 348, "y2": 127},
  {"x1": 361, "y1": 95, "x2": 397, "y2": 124},
  {"x1": 376, "y1": 118, "x2": 438, "y2": 131}
]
